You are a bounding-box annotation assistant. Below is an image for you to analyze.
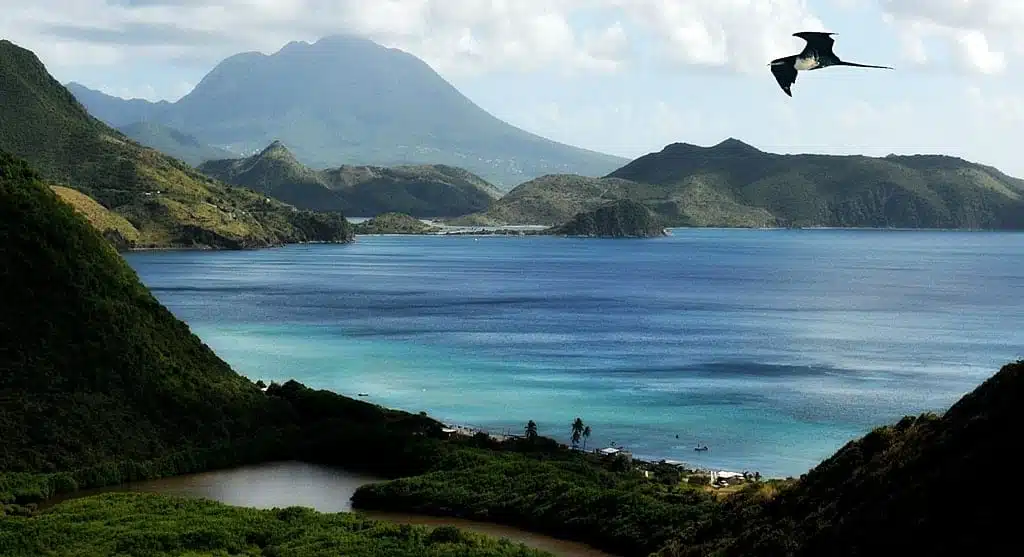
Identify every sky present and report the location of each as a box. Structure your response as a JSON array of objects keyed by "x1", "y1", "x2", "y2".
[{"x1": 2, "y1": 0, "x2": 1023, "y2": 176}]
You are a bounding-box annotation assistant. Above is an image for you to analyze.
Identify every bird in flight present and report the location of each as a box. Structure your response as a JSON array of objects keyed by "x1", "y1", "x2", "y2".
[{"x1": 769, "y1": 32, "x2": 892, "y2": 97}]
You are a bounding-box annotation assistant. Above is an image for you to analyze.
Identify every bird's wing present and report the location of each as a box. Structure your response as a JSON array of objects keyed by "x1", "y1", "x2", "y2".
[
  {"x1": 793, "y1": 31, "x2": 836, "y2": 53},
  {"x1": 771, "y1": 63, "x2": 797, "y2": 97}
]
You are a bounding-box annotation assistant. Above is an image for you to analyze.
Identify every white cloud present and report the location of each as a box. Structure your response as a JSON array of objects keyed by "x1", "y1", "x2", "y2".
[
  {"x1": 878, "y1": 0, "x2": 1024, "y2": 73},
  {"x1": 0, "y1": 0, "x2": 825, "y2": 79},
  {"x1": 610, "y1": 0, "x2": 825, "y2": 72}
]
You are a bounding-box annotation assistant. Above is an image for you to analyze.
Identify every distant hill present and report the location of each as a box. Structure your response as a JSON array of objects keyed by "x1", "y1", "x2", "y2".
[
  {"x1": 661, "y1": 360, "x2": 1024, "y2": 557},
  {"x1": 65, "y1": 35, "x2": 627, "y2": 189},
  {"x1": 0, "y1": 39, "x2": 352, "y2": 249},
  {"x1": 550, "y1": 199, "x2": 667, "y2": 237},
  {"x1": 116, "y1": 121, "x2": 232, "y2": 166},
  {"x1": 456, "y1": 138, "x2": 1024, "y2": 229},
  {"x1": 352, "y1": 213, "x2": 441, "y2": 235},
  {"x1": 199, "y1": 141, "x2": 502, "y2": 217},
  {"x1": 445, "y1": 174, "x2": 691, "y2": 226}
]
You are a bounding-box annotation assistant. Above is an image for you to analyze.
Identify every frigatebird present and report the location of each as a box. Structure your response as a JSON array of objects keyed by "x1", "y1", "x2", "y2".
[{"x1": 769, "y1": 32, "x2": 892, "y2": 97}]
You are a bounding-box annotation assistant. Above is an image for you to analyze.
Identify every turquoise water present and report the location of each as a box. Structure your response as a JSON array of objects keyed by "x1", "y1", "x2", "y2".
[{"x1": 124, "y1": 230, "x2": 1024, "y2": 477}]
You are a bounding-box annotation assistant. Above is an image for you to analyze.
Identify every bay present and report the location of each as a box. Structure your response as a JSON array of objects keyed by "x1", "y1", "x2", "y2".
[{"x1": 125, "y1": 229, "x2": 1024, "y2": 477}]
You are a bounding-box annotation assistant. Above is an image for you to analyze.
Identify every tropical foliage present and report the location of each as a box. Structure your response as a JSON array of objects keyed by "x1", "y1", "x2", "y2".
[{"x1": 0, "y1": 493, "x2": 549, "y2": 557}]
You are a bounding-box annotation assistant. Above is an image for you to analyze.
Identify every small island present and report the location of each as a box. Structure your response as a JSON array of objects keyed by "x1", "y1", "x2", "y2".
[
  {"x1": 351, "y1": 213, "x2": 442, "y2": 235},
  {"x1": 547, "y1": 199, "x2": 668, "y2": 238}
]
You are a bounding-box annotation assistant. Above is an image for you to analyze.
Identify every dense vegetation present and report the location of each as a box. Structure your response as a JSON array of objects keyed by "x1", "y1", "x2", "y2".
[
  {"x1": 116, "y1": 121, "x2": 233, "y2": 167},
  {"x1": 0, "y1": 493, "x2": 549, "y2": 556},
  {"x1": 658, "y1": 359, "x2": 1024, "y2": 557},
  {"x1": 548, "y1": 199, "x2": 667, "y2": 238},
  {"x1": 3, "y1": 136, "x2": 1021, "y2": 557},
  {"x1": 353, "y1": 212, "x2": 442, "y2": 234},
  {"x1": 456, "y1": 138, "x2": 1024, "y2": 229},
  {"x1": 64, "y1": 35, "x2": 626, "y2": 188},
  {"x1": 199, "y1": 141, "x2": 501, "y2": 217},
  {"x1": 0, "y1": 40, "x2": 353, "y2": 249},
  {"x1": 353, "y1": 450, "x2": 719, "y2": 556},
  {"x1": 0, "y1": 151, "x2": 433, "y2": 499}
]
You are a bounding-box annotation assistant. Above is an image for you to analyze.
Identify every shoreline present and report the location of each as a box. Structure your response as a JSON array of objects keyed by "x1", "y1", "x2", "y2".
[
  {"x1": 114, "y1": 226, "x2": 1024, "y2": 253},
  {"x1": 438, "y1": 421, "x2": 762, "y2": 483}
]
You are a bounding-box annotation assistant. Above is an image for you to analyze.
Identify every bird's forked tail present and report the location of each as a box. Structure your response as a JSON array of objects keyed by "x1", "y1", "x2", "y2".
[{"x1": 837, "y1": 60, "x2": 893, "y2": 69}]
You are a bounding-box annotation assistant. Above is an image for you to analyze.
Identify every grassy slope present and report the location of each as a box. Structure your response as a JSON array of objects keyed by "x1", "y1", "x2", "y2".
[
  {"x1": 459, "y1": 140, "x2": 1024, "y2": 229},
  {"x1": 50, "y1": 185, "x2": 140, "y2": 246},
  {"x1": 0, "y1": 493, "x2": 548, "y2": 556},
  {"x1": 200, "y1": 141, "x2": 502, "y2": 217},
  {"x1": 0, "y1": 40, "x2": 352, "y2": 249}
]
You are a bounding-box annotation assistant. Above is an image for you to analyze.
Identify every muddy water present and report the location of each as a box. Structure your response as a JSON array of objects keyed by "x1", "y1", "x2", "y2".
[{"x1": 49, "y1": 461, "x2": 614, "y2": 557}]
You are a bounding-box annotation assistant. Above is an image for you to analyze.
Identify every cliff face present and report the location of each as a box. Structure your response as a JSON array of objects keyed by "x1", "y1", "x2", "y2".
[{"x1": 550, "y1": 199, "x2": 668, "y2": 238}]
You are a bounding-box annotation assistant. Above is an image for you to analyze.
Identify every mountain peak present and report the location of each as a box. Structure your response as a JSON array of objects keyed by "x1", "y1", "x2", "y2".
[
  {"x1": 65, "y1": 37, "x2": 627, "y2": 187},
  {"x1": 711, "y1": 137, "x2": 760, "y2": 153},
  {"x1": 257, "y1": 140, "x2": 297, "y2": 161}
]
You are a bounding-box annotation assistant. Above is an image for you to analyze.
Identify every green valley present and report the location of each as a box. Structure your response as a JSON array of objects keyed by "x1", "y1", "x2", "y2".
[
  {"x1": 0, "y1": 39, "x2": 352, "y2": 249},
  {"x1": 199, "y1": 141, "x2": 502, "y2": 217}
]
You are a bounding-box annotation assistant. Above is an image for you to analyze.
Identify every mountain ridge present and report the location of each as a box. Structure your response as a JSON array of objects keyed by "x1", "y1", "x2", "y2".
[
  {"x1": 199, "y1": 140, "x2": 502, "y2": 217},
  {"x1": 454, "y1": 137, "x2": 1024, "y2": 229},
  {"x1": 65, "y1": 35, "x2": 628, "y2": 188},
  {"x1": 0, "y1": 39, "x2": 353, "y2": 249}
]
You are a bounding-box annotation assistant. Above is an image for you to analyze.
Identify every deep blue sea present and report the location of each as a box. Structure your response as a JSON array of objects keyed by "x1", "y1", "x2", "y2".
[{"x1": 124, "y1": 230, "x2": 1024, "y2": 477}]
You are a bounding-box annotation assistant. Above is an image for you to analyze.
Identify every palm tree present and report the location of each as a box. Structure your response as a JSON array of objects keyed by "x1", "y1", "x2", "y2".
[
  {"x1": 525, "y1": 420, "x2": 538, "y2": 442},
  {"x1": 582, "y1": 425, "x2": 591, "y2": 450},
  {"x1": 571, "y1": 417, "x2": 585, "y2": 449}
]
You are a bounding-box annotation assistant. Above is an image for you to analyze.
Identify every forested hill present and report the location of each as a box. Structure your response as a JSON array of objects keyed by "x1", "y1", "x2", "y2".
[
  {"x1": 0, "y1": 39, "x2": 352, "y2": 249},
  {"x1": 453, "y1": 139, "x2": 1024, "y2": 229},
  {"x1": 0, "y1": 150, "x2": 433, "y2": 480}
]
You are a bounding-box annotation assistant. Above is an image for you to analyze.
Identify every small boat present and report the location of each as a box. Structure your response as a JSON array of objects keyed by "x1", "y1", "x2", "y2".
[
  {"x1": 694, "y1": 445, "x2": 709, "y2": 452},
  {"x1": 357, "y1": 393, "x2": 369, "y2": 397}
]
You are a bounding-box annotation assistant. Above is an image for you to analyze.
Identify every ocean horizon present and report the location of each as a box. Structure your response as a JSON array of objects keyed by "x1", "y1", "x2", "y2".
[{"x1": 124, "y1": 229, "x2": 1024, "y2": 477}]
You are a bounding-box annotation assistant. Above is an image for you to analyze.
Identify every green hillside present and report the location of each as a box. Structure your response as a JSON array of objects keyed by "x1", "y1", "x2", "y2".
[
  {"x1": 353, "y1": 213, "x2": 441, "y2": 234},
  {"x1": 199, "y1": 141, "x2": 502, "y2": 217},
  {"x1": 50, "y1": 185, "x2": 141, "y2": 248},
  {"x1": 65, "y1": 36, "x2": 627, "y2": 189},
  {"x1": 659, "y1": 359, "x2": 1024, "y2": 557},
  {"x1": 0, "y1": 39, "x2": 352, "y2": 249},
  {"x1": 116, "y1": 121, "x2": 233, "y2": 167},
  {"x1": 549, "y1": 199, "x2": 668, "y2": 237},
  {"x1": 2, "y1": 145, "x2": 1022, "y2": 557},
  {"x1": 457, "y1": 139, "x2": 1024, "y2": 229},
  {"x1": 0, "y1": 150, "x2": 436, "y2": 482},
  {"x1": 0, "y1": 150, "x2": 285, "y2": 473}
]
